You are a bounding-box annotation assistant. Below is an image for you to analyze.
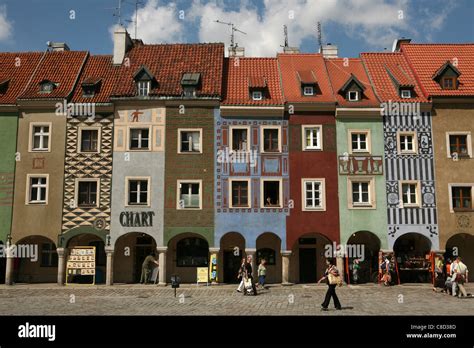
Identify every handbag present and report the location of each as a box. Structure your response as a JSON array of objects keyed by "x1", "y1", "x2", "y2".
[{"x1": 328, "y1": 273, "x2": 343, "y2": 286}]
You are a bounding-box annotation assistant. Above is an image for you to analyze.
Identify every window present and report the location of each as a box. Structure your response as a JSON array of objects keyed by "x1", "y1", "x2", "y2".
[
  {"x1": 302, "y1": 179, "x2": 325, "y2": 211},
  {"x1": 27, "y1": 175, "x2": 48, "y2": 204},
  {"x1": 441, "y1": 77, "x2": 456, "y2": 90},
  {"x1": 352, "y1": 182, "x2": 370, "y2": 205},
  {"x1": 183, "y1": 86, "x2": 196, "y2": 98},
  {"x1": 82, "y1": 86, "x2": 95, "y2": 98},
  {"x1": 40, "y1": 243, "x2": 58, "y2": 267},
  {"x1": 350, "y1": 131, "x2": 370, "y2": 153},
  {"x1": 177, "y1": 181, "x2": 202, "y2": 209},
  {"x1": 257, "y1": 248, "x2": 276, "y2": 265},
  {"x1": 262, "y1": 127, "x2": 281, "y2": 153},
  {"x1": 79, "y1": 129, "x2": 99, "y2": 153},
  {"x1": 178, "y1": 129, "x2": 202, "y2": 153},
  {"x1": 230, "y1": 180, "x2": 250, "y2": 208},
  {"x1": 302, "y1": 125, "x2": 322, "y2": 151},
  {"x1": 401, "y1": 182, "x2": 419, "y2": 207},
  {"x1": 230, "y1": 127, "x2": 249, "y2": 151},
  {"x1": 30, "y1": 124, "x2": 50, "y2": 151},
  {"x1": 77, "y1": 181, "x2": 98, "y2": 207},
  {"x1": 449, "y1": 134, "x2": 469, "y2": 158},
  {"x1": 176, "y1": 237, "x2": 209, "y2": 267},
  {"x1": 129, "y1": 128, "x2": 149, "y2": 150},
  {"x1": 398, "y1": 132, "x2": 417, "y2": 154},
  {"x1": 137, "y1": 81, "x2": 150, "y2": 96},
  {"x1": 348, "y1": 91, "x2": 359, "y2": 101},
  {"x1": 252, "y1": 91, "x2": 263, "y2": 100},
  {"x1": 40, "y1": 81, "x2": 55, "y2": 93},
  {"x1": 262, "y1": 180, "x2": 282, "y2": 208},
  {"x1": 400, "y1": 89, "x2": 411, "y2": 98},
  {"x1": 452, "y1": 186, "x2": 472, "y2": 211},
  {"x1": 303, "y1": 86, "x2": 314, "y2": 96},
  {"x1": 127, "y1": 178, "x2": 150, "y2": 206}
]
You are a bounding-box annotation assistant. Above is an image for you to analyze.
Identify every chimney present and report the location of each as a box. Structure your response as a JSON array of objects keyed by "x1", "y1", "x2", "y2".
[
  {"x1": 319, "y1": 43, "x2": 338, "y2": 58},
  {"x1": 47, "y1": 41, "x2": 70, "y2": 51},
  {"x1": 392, "y1": 37, "x2": 411, "y2": 52},
  {"x1": 283, "y1": 46, "x2": 300, "y2": 54},
  {"x1": 113, "y1": 27, "x2": 134, "y2": 65},
  {"x1": 228, "y1": 46, "x2": 245, "y2": 57}
]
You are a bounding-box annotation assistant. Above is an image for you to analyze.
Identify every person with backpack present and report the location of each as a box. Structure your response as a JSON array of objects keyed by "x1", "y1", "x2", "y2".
[{"x1": 318, "y1": 258, "x2": 342, "y2": 311}]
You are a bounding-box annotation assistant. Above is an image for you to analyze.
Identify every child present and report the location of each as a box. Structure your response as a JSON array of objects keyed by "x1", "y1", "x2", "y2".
[{"x1": 258, "y1": 259, "x2": 267, "y2": 288}]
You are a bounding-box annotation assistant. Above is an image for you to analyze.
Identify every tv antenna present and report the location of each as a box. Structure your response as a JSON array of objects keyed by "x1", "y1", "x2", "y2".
[
  {"x1": 317, "y1": 21, "x2": 323, "y2": 50},
  {"x1": 280, "y1": 25, "x2": 289, "y2": 49},
  {"x1": 215, "y1": 20, "x2": 247, "y2": 50},
  {"x1": 123, "y1": 0, "x2": 144, "y2": 39}
]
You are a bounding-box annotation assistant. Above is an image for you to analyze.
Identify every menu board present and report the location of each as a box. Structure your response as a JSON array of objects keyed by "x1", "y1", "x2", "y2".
[{"x1": 66, "y1": 246, "x2": 96, "y2": 285}]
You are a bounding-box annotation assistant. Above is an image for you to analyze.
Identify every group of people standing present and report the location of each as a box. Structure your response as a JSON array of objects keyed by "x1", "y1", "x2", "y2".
[
  {"x1": 434, "y1": 256, "x2": 470, "y2": 298},
  {"x1": 236, "y1": 256, "x2": 267, "y2": 295}
]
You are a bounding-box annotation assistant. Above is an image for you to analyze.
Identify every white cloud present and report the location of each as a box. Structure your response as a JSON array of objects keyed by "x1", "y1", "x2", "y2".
[
  {"x1": 113, "y1": 0, "x2": 454, "y2": 56},
  {"x1": 0, "y1": 5, "x2": 13, "y2": 42}
]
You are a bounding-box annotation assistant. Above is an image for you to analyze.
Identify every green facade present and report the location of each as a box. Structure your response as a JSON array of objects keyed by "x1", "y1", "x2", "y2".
[
  {"x1": 336, "y1": 117, "x2": 388, "y2": 249},
  {"x1": 0, "y1": 113, "x2": 18, "y2": 243}
]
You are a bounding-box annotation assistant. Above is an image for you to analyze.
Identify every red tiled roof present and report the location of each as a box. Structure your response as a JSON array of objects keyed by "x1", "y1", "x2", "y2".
[
  {"x1": 325, "y1": 58, "x2": 380, "y2": 107},
  {"x1": 248, "y1": 76, "x2": 267, "y2": 88},
  {"x1": 0, "y1": 52, "x2": 43, "y2": 104},
  {"x1": 222, "y1": 57, "x2": 283, "y2": 106},
  {"x1": 401, "y1": 43, "x2": 474, "y2": 97},
  {"x1": 385, "y1": 63, "x2": 415, "y2": 87},
  {"x1": 112, "y1": 43, "x2": 224, "y2": 98},
  {"x1": 360, "y1": 52, "x2": 428, "y2": 103},
  {"x1": 71, "y1": 55, "x2": 118, "y2": 103},
  {"x1": 297, "y1": 70, "x2": 317, "y2": 84},
  {"x1": 277, "y1": 53, "x2": 335, "y2": 103},
  {"x1": 18, "y1": 50, "x2": 88, "y2": 100}
]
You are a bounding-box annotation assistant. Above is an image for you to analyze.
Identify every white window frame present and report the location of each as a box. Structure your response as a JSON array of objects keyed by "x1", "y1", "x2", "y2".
[
  {"x1": 303, "y1": 86, "x2": 314, "y2": 96},
  {"x1": 29, "y1": 122, "x2": 52, "y2": 152},
  {"x1": 25, "y1": 174, "x2": 49, "y2": 205},
  {"x1": 348, "y1": 129, "x2": 371, "y2": 154},
  {"x1": 397, "y1": 131, "x2": 418, "y2": 154},
  {"x1": 260, "y1": 126, "x2": 282, "y2": 153},
  {"x1": 229, "y1": 178, "x2": 251, "y2": 208},
  {"x1": 301, "y1": 178, "x2": 326, "y2": 211},
  {"x1": 445, "y1": 131, "x2": 472, "y2": 159},
  {"x1": 260, "y1": 178, "x2": 283, "y2": 209},
  {"x1": 229, "y1": 126, "x2": 251, "y2": 152},
  {"x1": 252, "y1": 90, "x2": 263, "y2": 101},
  {"x1": 348, "y1": 177, "x2": 376, "y2": 209},
  {"x1": 137, "y1": 80, "x2": 150, "y2": 97},
  {"x1": 177, "y1": 180, "x2": 202, "y2": 210},
  {"x1": 128, "y1": 126, "x2": 151, "y2": 151},
  {"x1": 177, "y1": 128, "x2": 203, "y2": 154},
  {"x1": 400, "y1": 89, "x2": 412, "y2": 99},
  {"x1": 302, "y1": 125, "x2": 323, "y2": 151},
  {"x1": 448, "y1": 183, "x2": 474, "y2": 213},
  {"x1": 347, "y1": 91, "x2": 359, "y2": 101},
  {"x1": 75, "y1": 178, "x2": 100, "y2": 208},
  {"x1": 78, "y1": 127, "x2": 101, "y2": 154},
  {"x1": 125, "y1": 176, "x2": 151, "y2": 207},
  {"x1": 399, "y1": 180, "x2": 421, "y2": 208}
]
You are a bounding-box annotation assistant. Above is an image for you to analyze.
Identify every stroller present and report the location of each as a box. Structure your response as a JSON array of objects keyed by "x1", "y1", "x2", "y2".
[{"x1": 243, "y1": 276, "x2": 256, "y2": 296}]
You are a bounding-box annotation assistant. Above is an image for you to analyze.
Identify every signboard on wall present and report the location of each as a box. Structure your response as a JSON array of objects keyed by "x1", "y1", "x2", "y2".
[
  {"x1": 197, "y1": 267, "x2": 208, "y2": 284},
  {"x1": 66, "y1": 246, "x2": 96, "y2": 285},
  {"x1": 209, "y1": 253, "x2": 218, "y2": 282}
]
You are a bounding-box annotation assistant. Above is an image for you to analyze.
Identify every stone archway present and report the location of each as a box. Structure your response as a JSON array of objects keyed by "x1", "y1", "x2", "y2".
[
  {"x1": 256, "y1": 232, "x2": 282, "y2": 284},
  {"x1": 114, "y1": 232, "x2": 157, "y2": 283},
  {"x1": 394, "y1": 233, "x2": 432, "y2": 283},
  {"x1": 446, "y1": 233, "x2": 474, "y2": 282},
  {"x1": 14, "y1": 235, "x2": 58, "y2": 283},
  {"x1": 219, "y1": 232, "x2": 245, "y2": 284},
  {"x1": 347, "y1": 231, "x2": 381, "y2": 284},
  {"x1": 166, "y1": 233, "x2": 210, "y2": 283}
]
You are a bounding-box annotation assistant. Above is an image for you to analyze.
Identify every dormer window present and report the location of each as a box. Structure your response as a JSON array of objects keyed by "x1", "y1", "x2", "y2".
[
  {"x1": 137, "y1": 81, "x2": 150, "y2": 97},
  {"x1": 181, "y1": 73, "x2": 201, "y2": 98},
  {"x1": 303, "y1": 86, "x2": 314, "y2": 96},
  {"x1": 81, "y1": 78, "x2": 101, "y2": 98},
  {"x1": 39, "y1": 80, "x2": 56, "y2": 93},
  {"x1": 252, "y1": 90, "x2": 263, "y2": 100},
  {"x1": 0, "y1": 79, "x2": 10, "y2": 95},
  {"x1": 348, "y1": 91, "x2": 359, "y2": 101},
  {"x1": 400, "y1": 89, "x2": 411, "y2": 99},
  {"x1": 433, "y1": 61, "x2": 460, "y2": 90},
  {"x1": 441, "y1": 77, "x2": 456, "y2": 90},
  {"x1": 133, "y1": 65, "x2": 156, "y2": 98}
]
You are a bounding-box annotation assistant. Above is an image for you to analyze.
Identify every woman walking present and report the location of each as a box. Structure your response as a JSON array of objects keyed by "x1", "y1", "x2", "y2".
[
  {"x1": 318, "y1": 258, "x2": 342, "y2": 311},
  {"x1": 258, "y1": 259, "x2": 267, "y2": 289},
  {"x1": 236, "y1": 257, "x2": 246, "y2": 292}
]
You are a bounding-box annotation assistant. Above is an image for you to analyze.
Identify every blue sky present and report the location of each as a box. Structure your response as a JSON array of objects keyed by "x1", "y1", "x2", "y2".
[{"x1": 0, "y1": 0, "x2": 473, "y2": 57}]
